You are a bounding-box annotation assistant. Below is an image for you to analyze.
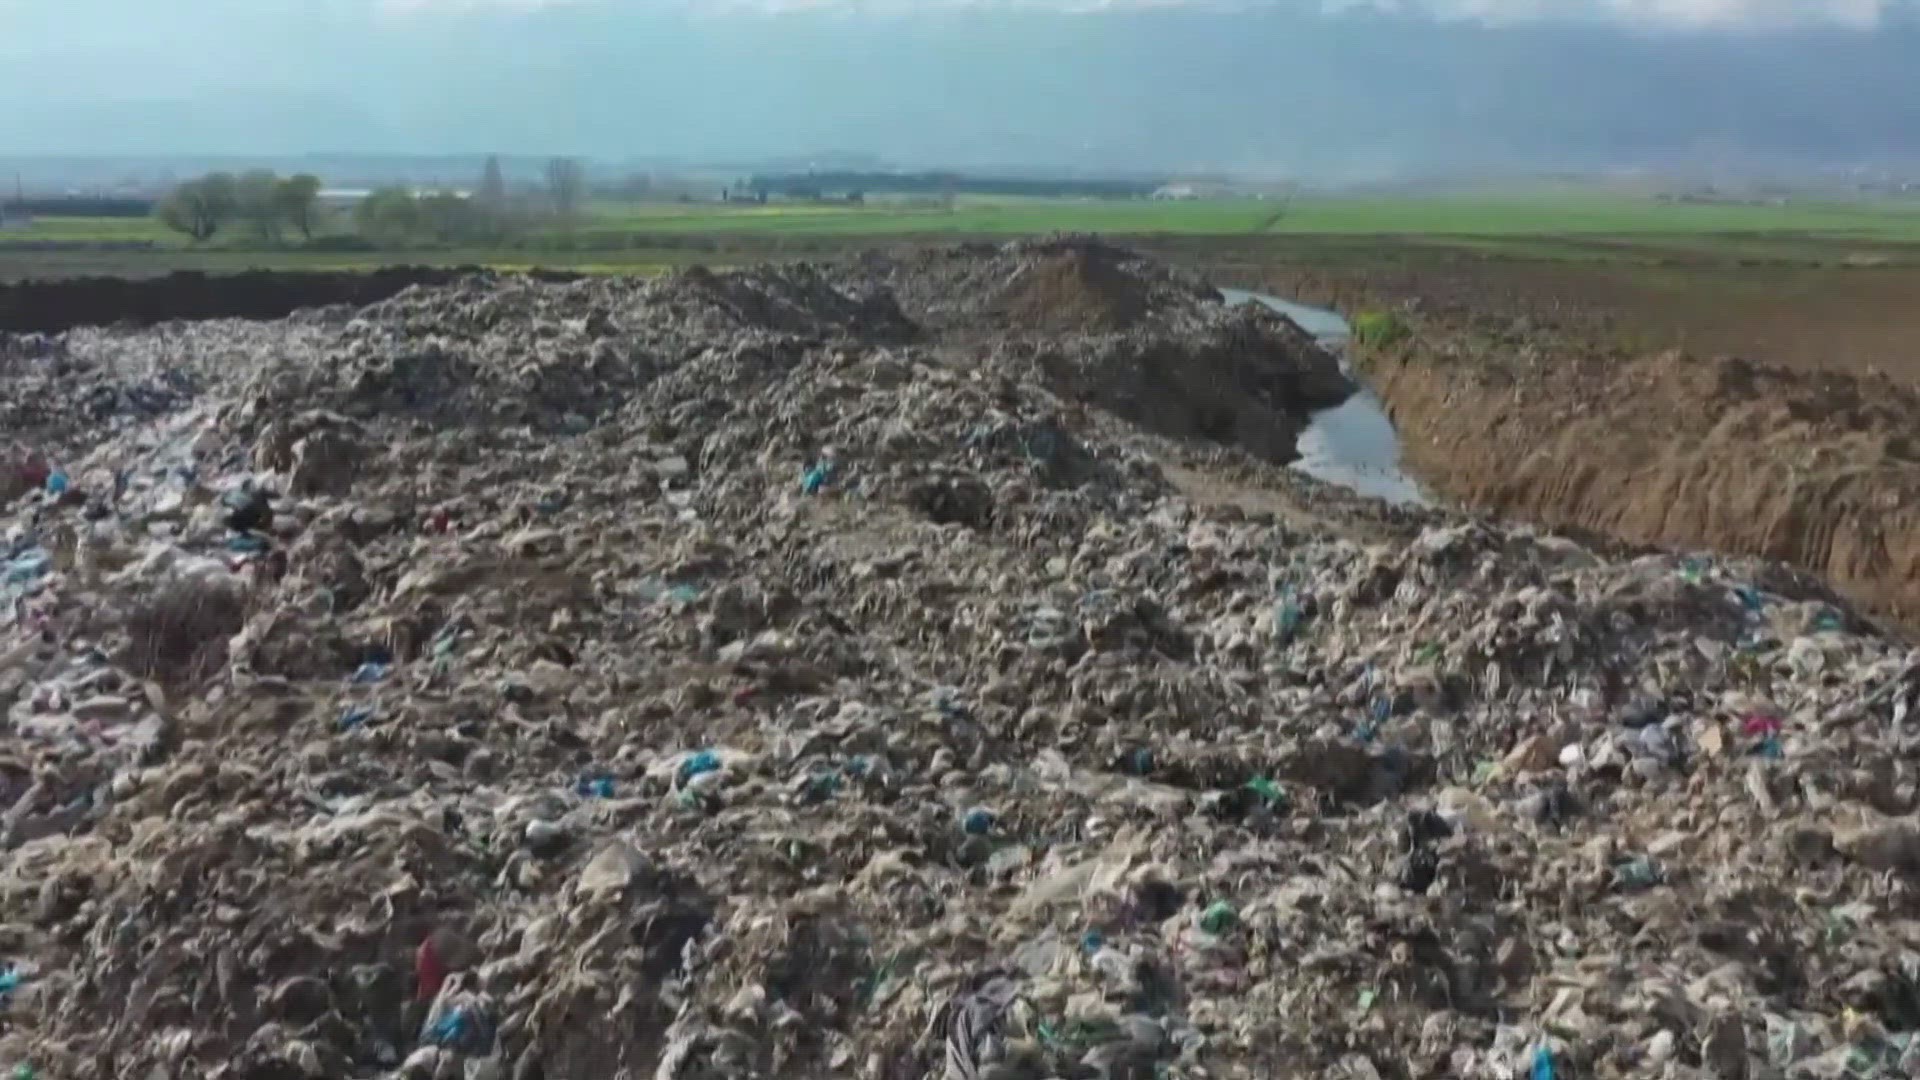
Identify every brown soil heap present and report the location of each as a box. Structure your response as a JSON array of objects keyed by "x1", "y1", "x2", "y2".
[
  {"x1": 996, "y1": 241, "x2": 1154, "y2": 331},
  {"x1": 1356, "y1": 312, "x2": 1920, "y2": 630}
]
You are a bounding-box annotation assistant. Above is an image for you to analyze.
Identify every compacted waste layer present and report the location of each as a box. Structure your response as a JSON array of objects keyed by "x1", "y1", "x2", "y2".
[{"x1": 1, "y1": 238, "x2": 1917, "y2": 1080}]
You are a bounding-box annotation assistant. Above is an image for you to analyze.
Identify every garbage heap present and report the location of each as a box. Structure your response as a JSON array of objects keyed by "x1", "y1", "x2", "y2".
[{"x1": 2, "y1": 238, "x2": 1918, "y2": 1080}]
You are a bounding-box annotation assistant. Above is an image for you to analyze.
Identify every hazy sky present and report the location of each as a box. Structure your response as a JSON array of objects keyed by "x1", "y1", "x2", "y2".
[{"x1": 3, "y1": 0, "x2": 1918, "y2": 171}]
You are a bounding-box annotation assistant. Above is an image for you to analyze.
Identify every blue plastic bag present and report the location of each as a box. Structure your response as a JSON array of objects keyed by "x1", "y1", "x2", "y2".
[{"x1": 678, "y1": 750, "x2": 722, "y2": 784}]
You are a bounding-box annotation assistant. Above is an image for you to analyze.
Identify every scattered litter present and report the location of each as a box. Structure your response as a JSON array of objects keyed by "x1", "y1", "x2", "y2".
[
  {"x1": 1613, "y1": 856, "x2": 1662, "y2": 892},
  {"x1": 961, "y1": 807, "x2": 996, "y2": 835},
  {"x1": 1199, "y1": 900, "x2": 1238, "y2": 934},
  {"x1": 677, "y1": 750, "x2": 722, "y2": 785},
  {"x1": 801, "y1": 462, "x2": 834, "y2": 494},
  {"x1": 3, "y1": 548, "x2": 49, "y2": 586},
  {"x1": 1244, "y1": 776, "x2": 1286, "y2": 808},
  {"x1": 0, "y1": 239, "x2": 1915, "y2": 1080}
]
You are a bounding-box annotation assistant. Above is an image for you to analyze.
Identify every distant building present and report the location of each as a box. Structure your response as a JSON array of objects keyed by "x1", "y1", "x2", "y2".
[
  {"x1": 318, "y1": 187, "x2": 470, "y2": 208},
  {"x1": 1151, "y1": 181, "x2": 1229, "y2": 200},
  {"x1": 317, "y1": 188, "x2": 375, "y2": 208}
]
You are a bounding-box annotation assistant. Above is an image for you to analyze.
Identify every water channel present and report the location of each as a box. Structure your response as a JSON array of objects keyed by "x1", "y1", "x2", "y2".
[{"x1": 1220, "y1": 289, "x2": 1428, "y2": 507}]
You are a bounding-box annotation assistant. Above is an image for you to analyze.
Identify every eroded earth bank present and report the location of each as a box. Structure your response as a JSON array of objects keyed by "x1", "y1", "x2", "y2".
[
  {"x1": 4, "y1": 240, "x2": 1919, "y2": 1080},
  {"x1": 1345, "y1": 309, "x2": 1920, "y2": 633}
]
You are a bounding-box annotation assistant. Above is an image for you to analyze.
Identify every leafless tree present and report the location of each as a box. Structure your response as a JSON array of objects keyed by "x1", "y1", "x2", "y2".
[
  {"x1": 478, "y1": 155, "x2": 507, "y2": 208},
  {"x1": 544, "y1": 157, "x2": 586, "y2": 222}
]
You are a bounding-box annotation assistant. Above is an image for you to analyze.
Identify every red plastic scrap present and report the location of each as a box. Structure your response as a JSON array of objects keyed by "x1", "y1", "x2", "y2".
[
  {"x1": 15, "y1": 455, "x2": 49, "y2": 490},
  {"x1": 415, "y1": 935, "x2": 449, "y2": 1001}
]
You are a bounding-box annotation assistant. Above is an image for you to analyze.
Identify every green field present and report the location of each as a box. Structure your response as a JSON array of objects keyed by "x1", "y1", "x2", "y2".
[
  {"x1": 586, "y1": 195, "x2": 1920, "y2": 238},
  {"x1": 10, "y1": 194, "x2": 1920, "y2": 279}
]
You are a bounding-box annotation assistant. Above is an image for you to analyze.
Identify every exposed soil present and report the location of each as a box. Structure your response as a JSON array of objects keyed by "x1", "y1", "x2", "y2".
[
  {"x1": 1352, "y1": 312, "x2": 1920, "y2": 631},
  {"x1": 1236, "y1": 257, "x2": 1920, "y2": 383},
  {"x1": 1149, "y1": 244, "x2": 1920, "y2": 633},
  {"x1": 996, "y1": 242, "x2": 1155, "y2": 331},
  {"x1": 0, "y1": 267, "x2": 571, "y2": 334}
]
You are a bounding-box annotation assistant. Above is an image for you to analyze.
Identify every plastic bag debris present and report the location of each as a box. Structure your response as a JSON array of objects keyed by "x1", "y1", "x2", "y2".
[{"x1": 0, "y1": 239, "x2": 1916, "y2": 1080}]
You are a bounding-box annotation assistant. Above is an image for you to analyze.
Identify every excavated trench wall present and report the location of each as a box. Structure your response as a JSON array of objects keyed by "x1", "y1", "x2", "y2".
[
  {"x1": 1354, "y1": 322, "x2": 1920, "y2": 631},
  {"x1": 0, "y1": 267, "x2": 583, "y2": 333}
]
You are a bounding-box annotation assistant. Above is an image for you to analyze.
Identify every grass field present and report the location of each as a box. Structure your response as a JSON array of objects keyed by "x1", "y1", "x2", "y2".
[
  {"x1": 10, "y1": 189, "x2": 1920, "y2": 393},
  {"x1": 585, "y1": 195, "x2": 1920, "y2": 237},
  {"x1": 12, "y1": 193, "x2": 1920, "y2": 256},
  {"x1": 7, "y1": 189, "x2": 1920, "y2": 270}
]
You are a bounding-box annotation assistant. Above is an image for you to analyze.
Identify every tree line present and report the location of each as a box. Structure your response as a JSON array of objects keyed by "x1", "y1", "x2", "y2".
[
  {"x1": 154, "y1": 157, "x2": 589, "y2": 247},
  {"x1": 157, "y1": 171, "x2": 321, "y2": 243}
]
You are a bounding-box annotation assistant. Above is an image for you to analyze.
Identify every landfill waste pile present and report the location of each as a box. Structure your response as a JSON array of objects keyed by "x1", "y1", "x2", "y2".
[{"x1": 2, "y1": 237, "x2": 1919, "y2": 1080}]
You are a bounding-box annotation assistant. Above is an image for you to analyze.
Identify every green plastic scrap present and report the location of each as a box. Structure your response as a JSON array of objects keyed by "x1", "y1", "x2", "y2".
[
  {"x1": 1846, "y1": 1033, "x2": 1916, "y2": 1077},
  {"x1": 1357, "y1": 988, "x2": 1377, "y2": 1013},
  {"x1": 1244, "y1": 777, "x2": 1286, "y2": 807},
  {"x1": 1824, "y1": 913, "x2": 1854, "y2": 946},
  {"x1": 857, "y1": 950, "x2": 901, "y2": 1009},
  {"x1": 1199, "y1": 900, "x2": 1238, "y2": 934},
  {"x1": 12, "y1": 1065, "x2": 34, "y2": 1080},
  {"x1": 1767, "y1": 1022, "x2": 1802, "y2": 1068},
  {"x1": 1612, "y1": 856, "x2": 1662, "y2": 892},
  {"x1": 1273, "y1": 590, "x2": 1304, "y2": 645},
  {"x1": 1037, "y1": 1017, "x2": 1120, "y2": 1052}
]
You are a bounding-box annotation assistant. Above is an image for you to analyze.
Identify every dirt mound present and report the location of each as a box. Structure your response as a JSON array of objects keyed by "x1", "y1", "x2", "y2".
[
  {"x1": 983, "y1": 309, "x2": 1353, "y2": 464},
  {"x1": 646, "y1": 262, "x2": 917, "y2": 340},
  {"x1": 997, "y1": 241, "x2": 1153, "y2": 331},
  {"x1": 0, "y1": 267, "x2": 510, "y2": 334},
  {"x1": 878, "y1": 235, "x2": 1222, "y2": 335},
  {"x1": 867, "y1": 237, "x2": 1353, "y2": 463},
  {"x1": 1358, "y1": 314, "x2": 1920, "y2": 629}
]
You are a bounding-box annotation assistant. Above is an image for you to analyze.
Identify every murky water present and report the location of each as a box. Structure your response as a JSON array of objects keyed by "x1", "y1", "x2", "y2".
[{"x1": 1220, "y1": 289, "x2": 1428, "y2": 507}]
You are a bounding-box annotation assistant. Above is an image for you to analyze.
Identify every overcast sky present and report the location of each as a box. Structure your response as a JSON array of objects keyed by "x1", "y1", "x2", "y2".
[{"x1": 3, "y1": 0, "x2": 1917, "y2": 172}]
